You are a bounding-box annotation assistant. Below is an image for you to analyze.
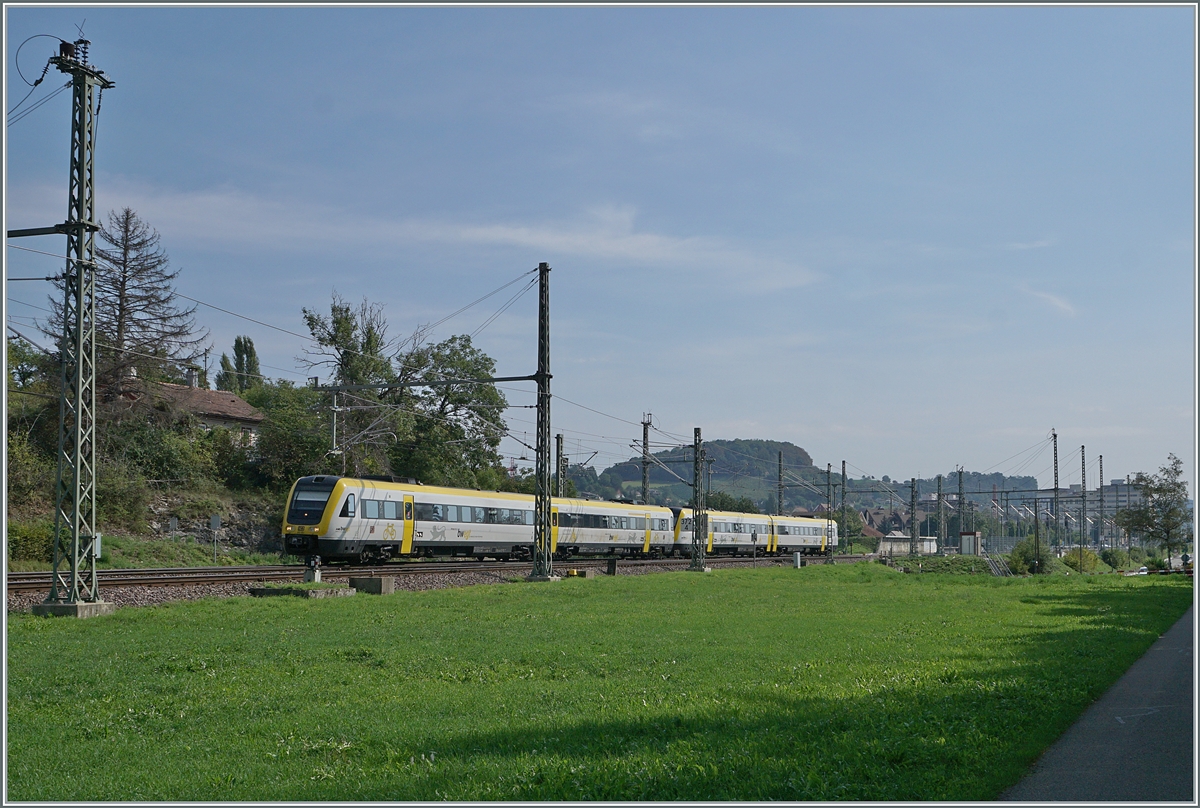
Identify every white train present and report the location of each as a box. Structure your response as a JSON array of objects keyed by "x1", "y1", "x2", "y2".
[{"x1": 282, "y1": 475, "x2": 837, "y2": 563}]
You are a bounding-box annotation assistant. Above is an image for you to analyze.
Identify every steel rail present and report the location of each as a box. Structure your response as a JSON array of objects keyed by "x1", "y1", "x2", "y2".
[{"x1": 7, "y1": 554, "x2": 864, "y2": 593}]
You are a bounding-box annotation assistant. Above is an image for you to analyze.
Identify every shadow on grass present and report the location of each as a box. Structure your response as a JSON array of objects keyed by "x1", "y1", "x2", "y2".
[{"x1": 339, "y1": 583, "x2": 1191, "y2": 802}]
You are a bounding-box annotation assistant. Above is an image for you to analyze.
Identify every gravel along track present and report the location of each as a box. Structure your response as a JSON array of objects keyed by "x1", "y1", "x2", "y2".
[{"x1": 6, "y1": 555, "x2": 811, "y2": 614}]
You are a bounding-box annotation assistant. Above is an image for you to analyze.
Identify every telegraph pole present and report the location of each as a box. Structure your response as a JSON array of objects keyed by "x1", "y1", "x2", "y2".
[
  {"x1": 1052, "y1": 429, "x2": 1060, "y2": 552},
  {"x1": 555, "y1": 433, "x2": 565, "y2": 497},
  {"x1": 690, "y1": 428, "x2": 707, "y2": 571},
  {"x1": 909, "y1": 478, "x2": 918, "y2": 556},
  {"x1": 529, "y1": 263, "x2": 554, "y2": 580},
  {"x1": 1033, "y1": 497, "x2": 1041, "y2": 574},
  {"x1": 826, "y1": 464, "x2": 833, "y2": 557},
  {"x1": 957, "y1": 466, "x2": 965, "y2": 550},
  {"x1": 641, "y1": 414, "x2": 652, "y2": 505},
  {"x1": 777, "y1": 451, "x2": 783, "y2": 516},
  {"x1": 841, "y1": 460, "x2": 848, "y2": 549},
  {"x1": 1080, "y1": 446, "x2": 1086, "y2": 571},
  {"x1": 937, "y1": 474, "x2": 946, "y2": 550},
  {"x1": 1098, "y1": 455, "x2": 1104, "y2": 550},
  {"x1": 12, "y1": 39, "x2": 116, "y2": 616}
]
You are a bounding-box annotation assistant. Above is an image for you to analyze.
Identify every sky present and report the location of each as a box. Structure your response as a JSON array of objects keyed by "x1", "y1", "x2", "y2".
[{"x1": 4, "y1": 5, "x2": 1196, "y2": 497}]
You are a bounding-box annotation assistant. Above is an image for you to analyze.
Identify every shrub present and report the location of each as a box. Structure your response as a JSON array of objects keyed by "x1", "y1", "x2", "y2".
[
  {"x1": 1009, "y1": 537, "x2": 1054, "y2": 575},
  {"x1": 6, "y1": 518, "x2": 55, "y2": 563},
  {"x1": 1128, "y1": 546, "x2": 1147, "y2": 564},
  {"x1": 1061, "y1": 547, "x2": 1101, "y2": 573},
  {"x1": 1100, "y1": 548, "x2": 1130, "y2": 570},
  {"x1": 207, "y1": 427, "x2": 255, "y2": 489},
  {"x1": 96, "y1": 458, "x2": 150, "y2": 532},
  {"x1": 5, "y1": 430, "x2": 53, "y2": 511}
]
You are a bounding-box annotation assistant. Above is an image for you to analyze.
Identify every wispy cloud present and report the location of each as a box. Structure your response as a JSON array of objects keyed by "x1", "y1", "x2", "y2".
[
  {"x1": 1018, "y1": 284, "x2": 1076, "y2": 316},
  {"x1": 1002, "y1": 238, "x2": 1056, "y2": 250},
  {"x1": 20, "y1": 178, "x2": 819, "y2": 293}
]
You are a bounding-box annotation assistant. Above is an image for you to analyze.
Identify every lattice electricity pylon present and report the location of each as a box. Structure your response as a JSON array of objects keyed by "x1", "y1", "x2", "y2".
[
  {"x1": 530, "y1": 263, "x2": 554, "y2": 579},
  {"x1": 689, "y1": 428, "x2": 707, "y2": 571},
  {"x1": 44, "y1": 41, "x2": 113, "y2": 604}
]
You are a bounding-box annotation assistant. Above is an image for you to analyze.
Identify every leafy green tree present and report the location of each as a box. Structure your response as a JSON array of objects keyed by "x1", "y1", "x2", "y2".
[
  {"x1": 243, "y1": 382, "x2": 330, "y2": 490},
  {"x1": 301, "y1": 294, "x2": 413, "y2": 477},
  {"x1": 832, "y1": 507, "x2": 866, "y2": 546},
  {"x1": 215, "y1": 335, "x2": 261, "y2": 393},
  {"x1": 388, "y1": 335, "x2": 507, "y2": 488},
  {"x1": 708, "y1": 491, "x2": 759, "y2": 513},
  {"x1": 1114, "y1": 454, "x2": 1193, "y2": 568}
]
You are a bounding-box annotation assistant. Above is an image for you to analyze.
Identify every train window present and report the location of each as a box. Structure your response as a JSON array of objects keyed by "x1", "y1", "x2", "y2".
[
  {"x1": 732, "y1": 523, "x2": 744, "y2": 534},
  {"x1": 339, "y1": 494, "x2": 355, "y2": 518},
  {"x1": 383, "y1": 501, "x2": 399, "y2": 520},
  {"x1": 525, "y1": 510, "x2": 534, "y2": 525},
  {"x1": 415, "y1": 503, "x2": 447, "y2": 521},
  {"x1": 446, "y1": 505, "x2": 459, "y2": 522},
  {"x1": 593, "y1": 514, "x2": 609, "y2": 529},
  {"x1": 551, "y1": 512, "x2": 558, "y2": 527},
  {"x1": 362, "y1": 499, "x2": 382, "y2": 520},
  {"x1": 632, "y1": 517, "x2": 646, "y2": 530},
  {"x1": 485, "y1": 508, "x2": 498, "y2": 524},
  {"x1": 777, "y1": 525, "x2": 790, "y2": 536}
]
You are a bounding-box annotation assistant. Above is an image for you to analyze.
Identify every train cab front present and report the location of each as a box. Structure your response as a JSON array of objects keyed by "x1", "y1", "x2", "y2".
[{"x1": 282, "y1": 475, "x2": 342, "y2": 557}]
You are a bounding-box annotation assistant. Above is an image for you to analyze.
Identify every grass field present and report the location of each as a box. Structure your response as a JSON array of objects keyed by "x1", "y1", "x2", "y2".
[{"x1": 6, "y1": 563, "x2": 1192, "y2": 801}]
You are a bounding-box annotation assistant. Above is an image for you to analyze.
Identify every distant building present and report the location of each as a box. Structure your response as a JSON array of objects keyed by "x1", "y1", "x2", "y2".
[
  {"x1": 877, "y1": 532, "x2": 938, "y2": 556},
  {"x1": 148, "y1": 380, "x2": 265, "y2": 443}
]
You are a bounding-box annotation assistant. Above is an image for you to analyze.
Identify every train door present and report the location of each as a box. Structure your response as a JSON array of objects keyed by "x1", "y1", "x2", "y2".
[
  {"x1": 642, "y1": 512, "x2": 653, "y2": 553},
  {"x1": 550, "y1": 506, "x2": 560, "y2": 552},
  {"x1": 401, "y1": 495, "x2": 415, "y2": 554},
  {"x1": 766, "y1": 516, "x2": 776, "y2": 552}
]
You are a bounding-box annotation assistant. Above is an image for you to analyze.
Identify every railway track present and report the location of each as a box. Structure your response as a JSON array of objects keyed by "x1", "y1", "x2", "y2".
[{"x1": 7, "y1": 553, "x2": 864, "y2": 593}]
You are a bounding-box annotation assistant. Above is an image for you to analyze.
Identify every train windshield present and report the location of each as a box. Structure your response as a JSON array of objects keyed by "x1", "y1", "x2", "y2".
[{"x1": 287, "y1": 477, "x2": 339, "y2": 525}]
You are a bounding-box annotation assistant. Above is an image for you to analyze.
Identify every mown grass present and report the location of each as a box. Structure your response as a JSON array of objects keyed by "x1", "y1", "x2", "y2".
[
  {"x1": 6, "y1": 564, "x2": 1191, "y2": 801},
  {"x1": 6, "y1": 532, "x2": 290, "y2": 572}
]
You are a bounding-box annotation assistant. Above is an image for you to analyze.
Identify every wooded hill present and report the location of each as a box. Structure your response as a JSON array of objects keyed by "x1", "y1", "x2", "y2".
[{"x1": 569, "y1": 438, "x2": 1039, "y2": 514}]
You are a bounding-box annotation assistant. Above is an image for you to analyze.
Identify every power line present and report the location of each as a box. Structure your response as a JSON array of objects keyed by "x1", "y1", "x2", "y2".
[{"x1": 8, "y1": 80, "x2": 72, "y2": 125}]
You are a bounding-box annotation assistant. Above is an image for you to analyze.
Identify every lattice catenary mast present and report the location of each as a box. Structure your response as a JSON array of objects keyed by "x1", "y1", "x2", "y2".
[{"x1": 9, "y1": 39, "x2": 116, "y2": 616}]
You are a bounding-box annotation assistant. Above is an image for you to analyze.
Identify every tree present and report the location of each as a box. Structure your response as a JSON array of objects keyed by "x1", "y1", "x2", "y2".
[
  {"x1": 300, "y1": 293, "x2": 414, "y2": 476},
  {"x1": 242, "y1": 382, "x2": 330, "y2": 490},
  {"x1": 1114, "y1": 454, "x2": 1193, "y2": 569},
  {"x1": 708, "y1": 491, "x2": 759, "y2": 513},
  {"x1": 215, "y1": 335, "x2": 262, "y2": 393},
  {"x1": 387, "y1": 335, "x2": 508, "y2": 488},
  {"x1": 831, "y1": 507, "x2": 865, "y2": 544},
  {"x1": 44, "y1": 208, "x2": 209, "y2": 398}
]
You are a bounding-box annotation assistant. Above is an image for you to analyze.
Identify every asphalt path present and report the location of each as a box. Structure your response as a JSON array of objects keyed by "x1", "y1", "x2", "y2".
[{"x1": 999, "y1": 604, "x2": 1195, "y2": 802}]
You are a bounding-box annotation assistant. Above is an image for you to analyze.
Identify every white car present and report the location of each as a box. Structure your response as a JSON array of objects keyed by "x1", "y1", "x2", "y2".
[{"x1": 1137, "y1": 566, "x2": 1149, "y2": 575}]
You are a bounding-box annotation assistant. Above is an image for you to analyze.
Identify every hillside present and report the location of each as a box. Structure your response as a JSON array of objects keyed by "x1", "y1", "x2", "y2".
[{"x1": 571, "y1": 438, "x2": 1039, "y2": 513}]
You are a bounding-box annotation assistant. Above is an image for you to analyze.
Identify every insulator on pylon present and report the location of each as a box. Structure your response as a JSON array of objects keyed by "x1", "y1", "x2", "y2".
[{"x1": 74, "y1": 39, "x2": 90, "y2": 64}]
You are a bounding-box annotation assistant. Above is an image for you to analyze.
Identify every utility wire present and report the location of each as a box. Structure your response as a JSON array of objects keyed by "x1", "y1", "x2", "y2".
[
  {"x1": 8, "y1": 80, "x2": 72, "y2": 126},
  {"x1": 470, "y1": 278, "x2": 536, "y2": 339}
]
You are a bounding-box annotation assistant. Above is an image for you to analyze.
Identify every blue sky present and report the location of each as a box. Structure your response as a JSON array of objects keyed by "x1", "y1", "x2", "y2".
[{"x1": 5, "y1": 6, "x2": 1195, "y2": 495}]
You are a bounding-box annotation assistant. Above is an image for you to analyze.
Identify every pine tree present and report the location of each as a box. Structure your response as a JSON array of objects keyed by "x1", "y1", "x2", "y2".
[{"x1": 44, "y1": 207, "x2": 209, "y2": 398}]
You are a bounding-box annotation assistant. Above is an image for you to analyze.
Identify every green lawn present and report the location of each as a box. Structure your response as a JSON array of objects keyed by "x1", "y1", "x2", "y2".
[{"x1": 6, "y1": 563, "x2": 1191, "y2": 801}]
